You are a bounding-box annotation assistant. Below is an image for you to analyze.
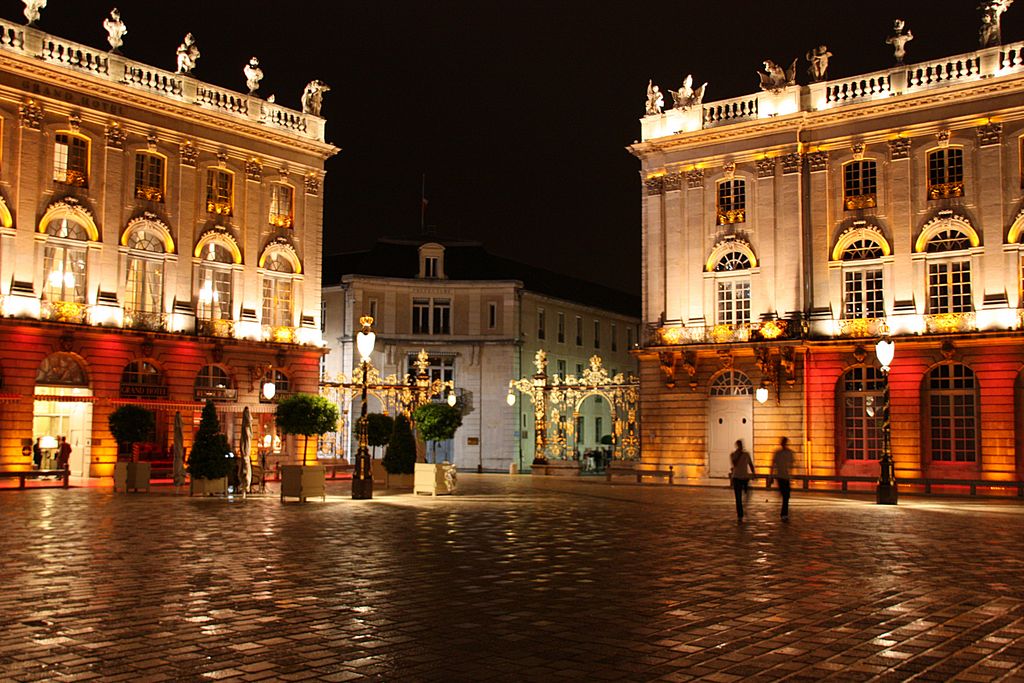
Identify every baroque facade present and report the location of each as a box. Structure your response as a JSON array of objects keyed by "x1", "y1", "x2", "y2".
[
  {"x1": 632, "y1": 34, "x2": 1024, "y2": 483},
  {"x1": 321, "y1": 239, "x2": 639, "y2": 471},
  {"x1": 0, "y1": 17, "x2": 336, "y2": 475}
]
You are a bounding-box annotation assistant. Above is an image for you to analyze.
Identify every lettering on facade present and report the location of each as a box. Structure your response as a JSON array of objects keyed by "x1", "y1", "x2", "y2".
[
  {"x1": 20, "y1": 81, "x2": 125, "y2": 116},
  {"x1": 120, "y1": 383, "x2": 169, "y2": 398}
]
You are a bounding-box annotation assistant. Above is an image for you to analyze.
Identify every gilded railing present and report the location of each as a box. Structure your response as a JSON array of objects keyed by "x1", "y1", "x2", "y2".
[
  {"x1": 924, "y1": 312, "x2": 976, "y2": 334},
  {"x1": 264, "y1": 325, "x2": 296, "y2": 344},
  {"x1": 836, "y1": 318, "x2": 885, "y2": 338},
  {"x1": 197, "y1": 318, "x2": 235, "y2": 338},
  {"x1": 844, "y1": 193, "x2": 877, "y2": 210},
  {"x1": 41, "y1": 300, "x2": 88, "y2": 324},
  {"x1": 123, "y1": 308, "x2": 166, "y2": 332},
  {"x1": 650, "y1": 320, "x2": 791, "y2": 345},
  {"x1": 928, "y1": 181, "x2": 965, "y2": 200}
]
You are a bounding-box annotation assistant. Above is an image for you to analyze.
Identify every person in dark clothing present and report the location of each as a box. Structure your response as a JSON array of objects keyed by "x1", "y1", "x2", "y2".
[
  {"x1": 32, "y1": 438, "x2": 42, "y2": 469},
  {"x1": 769, "y1": 436, "x2": 795, "y2": 521},
  {"x1": 730, "y1": 439, "x2": 755, "y2": 521}
]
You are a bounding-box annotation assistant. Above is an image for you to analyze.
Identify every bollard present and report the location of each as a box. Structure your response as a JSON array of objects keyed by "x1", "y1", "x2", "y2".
[{"x1": 509, "y1": 462, "x2": 519, "y2": 475}]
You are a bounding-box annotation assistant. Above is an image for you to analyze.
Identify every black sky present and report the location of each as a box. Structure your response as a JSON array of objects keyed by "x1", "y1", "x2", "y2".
[{"x1": 15, "y1": 1, "x2": 1023, "y2": 296}]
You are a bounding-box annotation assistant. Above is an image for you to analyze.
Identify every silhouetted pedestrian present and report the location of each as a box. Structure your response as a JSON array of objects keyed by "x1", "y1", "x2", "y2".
[
  {"x1": 769, "y1": 436, "x2": 795, "y2": 521},
  {"x1": 57, "y1": 436, "x2": 71, "y2": 472},
  {"x1": 730, "y1": 439, "x2": 755, "y2": 521},
  {"x1": 32, "y1": 438, "x2": 42, "y2": 470}
]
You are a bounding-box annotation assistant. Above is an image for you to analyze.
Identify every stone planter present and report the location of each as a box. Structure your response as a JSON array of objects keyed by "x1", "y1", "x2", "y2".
[
  {"x1": 280, "y1": 464, "x2": 326, "y2": 502},
  {"x1": 190, "y1": 476, "x2": 227, "y2": 496},
  {"x1": 531, "y1": 460, "x2": 581, "y2": 477},
  {"x1": 414, "y1": 462, "x2": 456, "y2": 496},
  {"x1": 113, "y1": 462, "x2": 151, "y2": 493}
]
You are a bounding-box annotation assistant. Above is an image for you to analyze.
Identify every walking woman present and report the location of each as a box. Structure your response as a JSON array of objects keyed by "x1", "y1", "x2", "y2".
[{"x1": 730, "y1": 439, "x2": 755, "y2": 521}]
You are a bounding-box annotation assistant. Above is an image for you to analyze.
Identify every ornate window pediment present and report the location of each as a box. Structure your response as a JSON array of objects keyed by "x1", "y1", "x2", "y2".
[
  {"x1": 832, "y1": 224, "x2": 890, "y2": 261},
  {"x1": 705, "y1": 238, "x2": 757, "y2": 272}
]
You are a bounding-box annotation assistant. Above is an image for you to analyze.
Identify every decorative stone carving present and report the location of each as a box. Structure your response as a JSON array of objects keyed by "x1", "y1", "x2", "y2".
[
  {"x1": 851, "y1": 142, "x2": 865, "y2": 160},
  {"x1": 141, "y1": 337, "x2": 154, "y2": 358},
  {"x1": 717, "y1": 350, "x2": 734, "y2": 369},
  {"x1": 757, "y1": 59, "x2": 797, "y2": 93},
  {"x1": 644, "y1": 176, "x2": 663, "y2": 196},
  {"x1": 681, "y1": 351, "x2": 698, "y2": 391},
  {"x1": 103, "y1": 8, "x2": 127, "y2": 52},
  {"x1": 179, "y1": 141, "x2": 199, "y2": 166},
  {"x1": 937, "y1": 130, "x2": 951, "y2": 147},
  {"x1": 304, "y1": 174, "x2": 320, "y2": 196},
  {"x1": 722, "y1": 162, "x2": 736, "y2": 179},
  {"x1": 756, "y1": 157, "x2": 776, "y2": 178},
  {"x1": 782, "y1": 153, "x2": 802, "y2": 174},
  {"x1": 889, "y1": 137, "x2": 911, "y2": 160},
  {"x1": 22, "y1": 0, "x2": 45, "y2": 25},
  {"x1": 644, "y1": 80, "x2": 664, "y2": 115},
  {"x1": 978, "y1": 0, "x2": 1012, "y2": 48},
  {"x1": 146, "y1": 132, "x2": 158, "y2": 150},
  {"x1": 806, "y1": 45, "x2": 832, "y2": 82},
  {"x1": 211, "y1": 342, "x2": 224, "y2": 364},
  {"x1": 780, "y1": 347, "x2": 797, "y2": 385},
  {"x1": 886, "y1": 19, "x2": 913, "y2": 64},
  {"x1": 19, "y1": 100, "x2": 43, "y2": 130},
  {"x1": 243, "y1": 57, "x2": 263, "y2": 95},
  {"x1": 668, "y1": 75, "x2": 706, "y2": 111},
  {"x1": 807, "y1": 151, "x2": 829, "y2": 172},
  {"x1": 301, "y1": 80, "x2": 330, "y2": 116},
  {"x1": 662, "y1": 172, "x2": 682, "y2": 191},
  {"x1": 217, "y1": 151, "x2": 228, "y2": 167},
  {"x1": 175, "y1": 33, "x2": 200, "y2": 74},
  {"x1": 658, "y1": 351, "x2": 676, "y2": 389},
  {"x1": 58, "y1": 332, "x2": 74, "y2": 353},
  {"x1": 941, "y1": 339, "x2": 956, "y2": 359},
  {"x1": 245, "y1": 159, "x2": 263, "y2": 182},
  {"x1": 105, "y1": 122, "x2": 127, "y2": 149},
  {"x1": 853, "y1": 345, "x2": 867, "y2": 363},
  {"x1": 976, "y1": 122, "x2": 1002, "y2": 146},
  {"x1": 686, "y1": 168, "x2": 705, "y2": 189}
]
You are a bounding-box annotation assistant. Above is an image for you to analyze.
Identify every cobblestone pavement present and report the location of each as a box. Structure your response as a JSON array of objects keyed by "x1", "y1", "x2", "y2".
[{"x1": 1, "y1": 475, "x2": 1023, "y2": 682}]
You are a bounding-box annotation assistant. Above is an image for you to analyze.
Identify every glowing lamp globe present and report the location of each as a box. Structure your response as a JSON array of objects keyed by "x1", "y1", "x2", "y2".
[
  {"x1": 356, "y1": 316, "x2": 375, "y2": 362},
  {"x1": 506, "y1": 392, "x2": 516, "y2": 406},
  {"x1": 447, "y1": 392, "x2": 457, "y2": 407},
  {"x1": 875, "y1": 338, "x2": 895, "y2": 372},
  {"x1": 755, "y1": 385, "x2": 769, "y2": 404},
  {"x1": 262, "y1": 380, "x2": 276, "y2": 400}
]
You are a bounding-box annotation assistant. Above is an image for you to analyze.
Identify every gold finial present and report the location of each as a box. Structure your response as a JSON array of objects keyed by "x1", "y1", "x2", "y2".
[{"x1": 359, "y1": 315, "x2": 374, "y2": 329}]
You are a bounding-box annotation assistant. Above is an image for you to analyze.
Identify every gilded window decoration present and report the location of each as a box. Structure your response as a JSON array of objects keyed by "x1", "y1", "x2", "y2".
[
  {"x1": 927, "y1": 148, "x2": 964, "y2": 199},
  {"x1": 716, "y1": 178, "x2": 746, "y2": 225},
  {"x1": 926, "y1": 363, "x2": 978, "y2": 463},
  {"x1": 843, "y1": 160, "x2": 877, "y2": 210},
  {"x1": 206, "y1": 168, "x2": 234, "y2": 215},
  {"x1": 53, "y1": 132, "x2": 89, "y2": 187},
  {"x1": 134, "y1": 152, "x2": 165, "y2": 202},
  {"x1": 269, "y1": 184, "x2": 294, "y2": 228},
  {"x1": 840, "y1": 367, "x2": 885, "y2": 461}
]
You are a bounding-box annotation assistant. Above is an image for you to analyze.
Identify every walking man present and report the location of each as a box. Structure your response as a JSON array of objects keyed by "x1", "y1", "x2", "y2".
[
  {"x1": 770, "y1": 436, "x2": 795, "y2": 521},
  {"x1": 730, "y1": 439, "x2": 755, "y2": 521},
  {"x1": 57, "y1": 436, "x2": 72, "y2": 473}
]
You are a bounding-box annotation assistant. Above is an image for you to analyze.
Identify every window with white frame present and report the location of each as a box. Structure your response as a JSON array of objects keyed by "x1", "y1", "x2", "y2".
[
  {"x1": 537, "y1": 308, "x2": 546, "y2": 340},
  {"x1": 196, "y1": 242, "x2": 234, "y2": 321},
  {"x1": 557, "y1": 312, "x2": 565, "y2": 343},
  {"x1": 424, "y1": 256, "x2": 439, "y2": 278},
  {"x1": 557, "y1": 359, "x2": 567, "y2": 377},
  {"x1": 269, "y1": 184, "x2": 294, "y2": 228},
  {"x1": 924, "y1": 226, "x2": 973, "y2": 314},
  {"x1": 125, "y1": 228, "x2": 166, "y2": 314},
  {"x1": 926, "y1": 363, "x2": 978, "y2": 462},
  {"x1": 411, "y1": 297, "x2": 450, "y2": 334},
  {"x1": 839, "y1": 366, "x2": 884, "y2": 461},
  {"x1": 42, "y1": 218, "x2": 89, "y2": 305},
  {"x1": 53, "y1": 133, "x2": 89, "y2": 187},
  {"x1": 261, "y1": 253, "x2": 294, "y2": 327}
]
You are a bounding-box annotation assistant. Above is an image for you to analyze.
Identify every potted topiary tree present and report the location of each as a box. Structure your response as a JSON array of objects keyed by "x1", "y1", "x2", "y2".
[
  {"x1": 188, "y1": 400, "x2": 233, "y2": 496},
  {"x1": 366, "y1": 412, "x2": 394, "y2": 482},
  {"x1": 381, "y1": 414, "x2": 415, "y2": 489},
  {"x1": 109, "y1": 404, "x2": 156, "y2": 493},
  {"x1": 275, "y1": 392, "x2": 339, "y2": 502},
  {"x1": 411, "y1": 403, "x2": 463, "y2": 495}
]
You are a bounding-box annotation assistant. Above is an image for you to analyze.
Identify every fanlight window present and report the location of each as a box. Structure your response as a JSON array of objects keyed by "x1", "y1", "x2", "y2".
[
  {"x1": 264, "y1": 252, "x2": 294, "y2": 273},
  {"x1": 195, "y1": 365, "x2": 233, "y2": 393},
  {"x1": 842, "y1": 239, "x2": 884, "y2": 261},
  {"x1": 45, "y1": 217, "x2": 89, "y2": 240},
  {"x1": 925, "y1": 228, "x2": 972, "y2": 253},
  {"x1": 261, "y1": 368, "x2": 291, "y2": 399},
  {"x1": 709, "y1": 369, "x2": 753, "y2": 396},
  {"x1": 714, "y1": 251, "x2": 751, "y2": 272},
  {"x1": 36, "y1": 353, "x2": 88, "y2": 387},
  {"x1": 121, "y1": 360, "x2": 162, "y2": 387}
]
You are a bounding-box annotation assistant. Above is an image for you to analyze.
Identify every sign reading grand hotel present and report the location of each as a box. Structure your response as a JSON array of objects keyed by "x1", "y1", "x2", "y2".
[
  {"x1": 19, "y1": 80, "x2": 126, "y2": 117},
  {"x1": 120, "y1": 382, "x2": 169, "y2": 398}
]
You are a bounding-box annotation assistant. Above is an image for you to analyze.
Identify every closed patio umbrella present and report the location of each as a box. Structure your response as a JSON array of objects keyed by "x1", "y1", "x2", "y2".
[
  {"x1": 239, "y1": 406, "x2": 253, "y2": 495},
  {"x1": 172, "y1": 411, "x2": 186, "y2": 488}
]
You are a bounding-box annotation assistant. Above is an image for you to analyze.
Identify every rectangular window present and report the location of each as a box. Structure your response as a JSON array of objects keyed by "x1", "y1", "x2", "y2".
[
  {"x1": 424, "y1": 256, "x2": 438, "y2": 278},
  {"x1": 928, "y1": 148, "x2": 965, "y2": 199},
  {"x1": 197, "y1": 266, "x2": 232, "y2": 321},
  {"x1": 716, "y1": 279, "x2": 751, "y2": 325},
  {"x1": 593, "y1": 320, "x2": 600, "y2": 349},
  {"x1": 557, "y1": 312, "x2": 565, "y2": 343},
  {"x1": 843, "y1": 160, "x2": 877, "y2": 210},
  {"x1": 53, "y1": 133, "x2": 89, "y2": 187},
  {"x1": 576, "y1": 363, "x2": 583, "y2": 376},
  {"x1": 206, "y1": 169, "x2": 233, "y2": 215},
  {"x1": 406, "y1": 355, "x2": 454, "y2": 397},
  {"x1": 368, "y1": 298, "x2": 378, "y2": 322},
  {"x1": 626, "y1": 326, "x2": 634, "y2": 349},
  {"x1": 134, "y1": 153, "x2": 164, "y2": 201},
  {"x1": 412, "y1": 298, "x2": 430, "y2": 334},
  {"x1": 575, "y1": 316, "x2": 583, "y2": 346},
  {"x1": 269, "y1": 184, "x2": 294, "y2": 227},
  {"x1": 843, "y1": 269, "x2": 884, "y2": 318},
  {"x1": 577, "y1": 416, "x2": 585, "y2": 443},
  {"x1": 928, "y1": 261, "x2": 972, "y2": 313},
  {"x1": 611, "y1": 322, "x2": 618, "y2": 352},
  {"x1": 557, "y1": 359, "x2": 567, "y2": 377},
  {"x1": 537, "y1": 308, "x2": 546, "y2": 340},
  {"x1": 261, "y1": 277, "x2": 292, "y2": 326},
  {"x1": 595, "y1": 416, "x2": 603, "y2": 442},
  {"x1": 716, "y1": 179, "x2": 746, "y2": 225},
  {"x1": 929, "y1": 394, "x2": 977, "y2": 462},
  {"x1": 432, "y1": 299, "x2": 451, "y2": 334},
  {"x1": 488, "y1": 302, "x2": 497, "y2": 329}
]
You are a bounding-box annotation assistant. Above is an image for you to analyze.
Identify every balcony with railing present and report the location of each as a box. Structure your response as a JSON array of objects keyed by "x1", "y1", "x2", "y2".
[
  {"x1": 40, "y1": 300, "x2": 88, "y2": 324},
  {"x1": 648, "y1": 319, "x2": 793, "y2": 346},
  {"x1": 197, "y1": 318, "x2": 235, "y2": 338},
  {"x1": 123, "y1": 308, "x2": 166, "y2": 332},
  {"x1": 928, "y1": 181, "x2": 965, "y2": 200}
]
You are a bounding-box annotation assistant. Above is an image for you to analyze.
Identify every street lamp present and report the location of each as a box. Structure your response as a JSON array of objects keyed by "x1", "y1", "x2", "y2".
[
  {"x1": 875, "y1": 336, "x2": 898, "y2": 505},
  {"x1": 352, "y1": 315, "x2": 376, "y2": 500}
]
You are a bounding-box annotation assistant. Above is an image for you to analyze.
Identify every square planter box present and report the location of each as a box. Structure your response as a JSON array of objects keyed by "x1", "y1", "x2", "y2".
[
  {"x1": 113, "y1": 462, "x2": 151, "y2": 493},
  {"x1": 532, "y1": 460, "x2": 581, "y2": 477},
  {"x1": 280, "y1": 464, "x2": 326, "y2": 502},
  {"x1": 190, "y1": 476, "x2": 227, "y2": 496},
  {"x1": 414, "y1": 462, "x2": 457, "y2": 496}
]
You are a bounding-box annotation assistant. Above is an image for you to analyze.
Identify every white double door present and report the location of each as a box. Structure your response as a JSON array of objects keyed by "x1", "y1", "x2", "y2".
[{"x1": 707, "y1": 397, "x2": 752, "y2": 478}]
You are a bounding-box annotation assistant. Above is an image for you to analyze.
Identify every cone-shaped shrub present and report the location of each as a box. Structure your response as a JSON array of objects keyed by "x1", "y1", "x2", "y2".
[
  {"x1": 382, "y1": 414, "x2": 416, "y2": 474},
  {"x1": 187, "y1": 400, "x2": 233, "y2": 480}
]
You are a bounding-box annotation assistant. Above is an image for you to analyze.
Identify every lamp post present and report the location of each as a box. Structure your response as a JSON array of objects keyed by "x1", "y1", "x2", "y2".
[
  {"x1": 875, "y1": 336, "x2": 898, "y2": 505},
  {"x1": 352, "y1": 316, "x2": 375, "y2": 500}
]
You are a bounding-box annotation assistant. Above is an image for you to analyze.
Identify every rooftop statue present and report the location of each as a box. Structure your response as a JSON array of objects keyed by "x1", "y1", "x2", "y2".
[
  {"x1": 22, "y1": 0, "x2": 46, "y2": 25},
  {"x1": 244, "y1": 57, "x2": 263, "y2": 95},
  {"x1": 757, "y1": 59, "x2": 797, "y2": 93},
  {"x1": 979, "y1": 0, "x2": 1013, "y2": 47},
  {"x1": 645, "y1": 80, "x2": 664, "y2": 116},
  {"x1": 806, "y1": 45, "x2": 832, "y2": 82},
  {"x1": 103, "y1": 8, "x2": 127, "y2": 53},
  {"x1": 301, "y1": 80, "x2": 330, "y2": 116},
  {"x1": 175, "y1": 33, "x2": 200, "y2": 74},
  {"x1": 886, "y1": 19, "x2": 913, "y2": 64},
  {"x1": 669, "y1": 74, "x2": 707, "y2": 111}
]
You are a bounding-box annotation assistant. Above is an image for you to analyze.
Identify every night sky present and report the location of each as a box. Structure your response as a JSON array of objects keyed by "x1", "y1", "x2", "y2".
[{"x1": 14, "y1": 1, "x2": 1023, "y2": 297}]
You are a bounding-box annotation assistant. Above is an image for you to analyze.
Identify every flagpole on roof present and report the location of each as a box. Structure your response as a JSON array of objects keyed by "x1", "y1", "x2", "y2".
[{"x1": 420, "y1": 173, "x2": 427, "y2": 234}]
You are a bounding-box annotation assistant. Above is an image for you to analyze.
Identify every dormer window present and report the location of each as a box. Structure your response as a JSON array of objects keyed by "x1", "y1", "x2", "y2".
[
  {"x1": 418, "y1": 242, "x2": 445, "y2": 279},
  {"x1": 425, "y1": 256, "x2": 438, "y2": 277}
]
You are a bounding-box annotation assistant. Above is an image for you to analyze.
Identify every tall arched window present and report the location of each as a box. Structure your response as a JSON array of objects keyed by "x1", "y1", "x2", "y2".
[
  {"x1": 196, "y1": 241, "x2": 234, "y2": 322},
  {"x1": 195, "y1": 364, "x2": 235, "y2": 401},
  {"x1": 262, "y1": 252, "x2": 295, "y2": 328},
  {"x1": 713, "y1": 251, "x2": 751, "y2": 326},
  {"x1": 925, "y1": 363, "x2": 978, "y2": 463},
  {"x1": 42, "y1": 217, "x2": 89, "y2": 305},
  {"x1": 840, "y1": 236, "x2": 885, "y2": 319},
  {"x1": 925, "y1": 227, "x2": 973, "y2": 313},
  {"x1": 839, "y1": 366, "x2": 884, "y2": 461},
  {"x1": 124, "y1": 227, "x2": 166, "y2": 322}
]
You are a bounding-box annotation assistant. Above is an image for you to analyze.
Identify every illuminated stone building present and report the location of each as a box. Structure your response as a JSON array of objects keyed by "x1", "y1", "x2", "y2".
[
  {"x1": 321, "y1": 239, "x2": 639, "y2": 471},
  {"x1": 632, "y1": 33, "x2": 1024, "y2": 484},
  {"x1": 0, "y1": 15, "x2": 336, "y2": 475}
]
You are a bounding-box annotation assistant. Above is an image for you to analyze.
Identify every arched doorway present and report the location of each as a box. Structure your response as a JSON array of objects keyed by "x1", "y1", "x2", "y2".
[
  {"x1": 707, "y1": 369, "x2": 753, "y2": 478},
  {"x1": 572, "y1": 390, "x2": 614, "y2": 473},
  {"x1": 34, "y1": 353, "x2": 93, "y2": 477}
]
